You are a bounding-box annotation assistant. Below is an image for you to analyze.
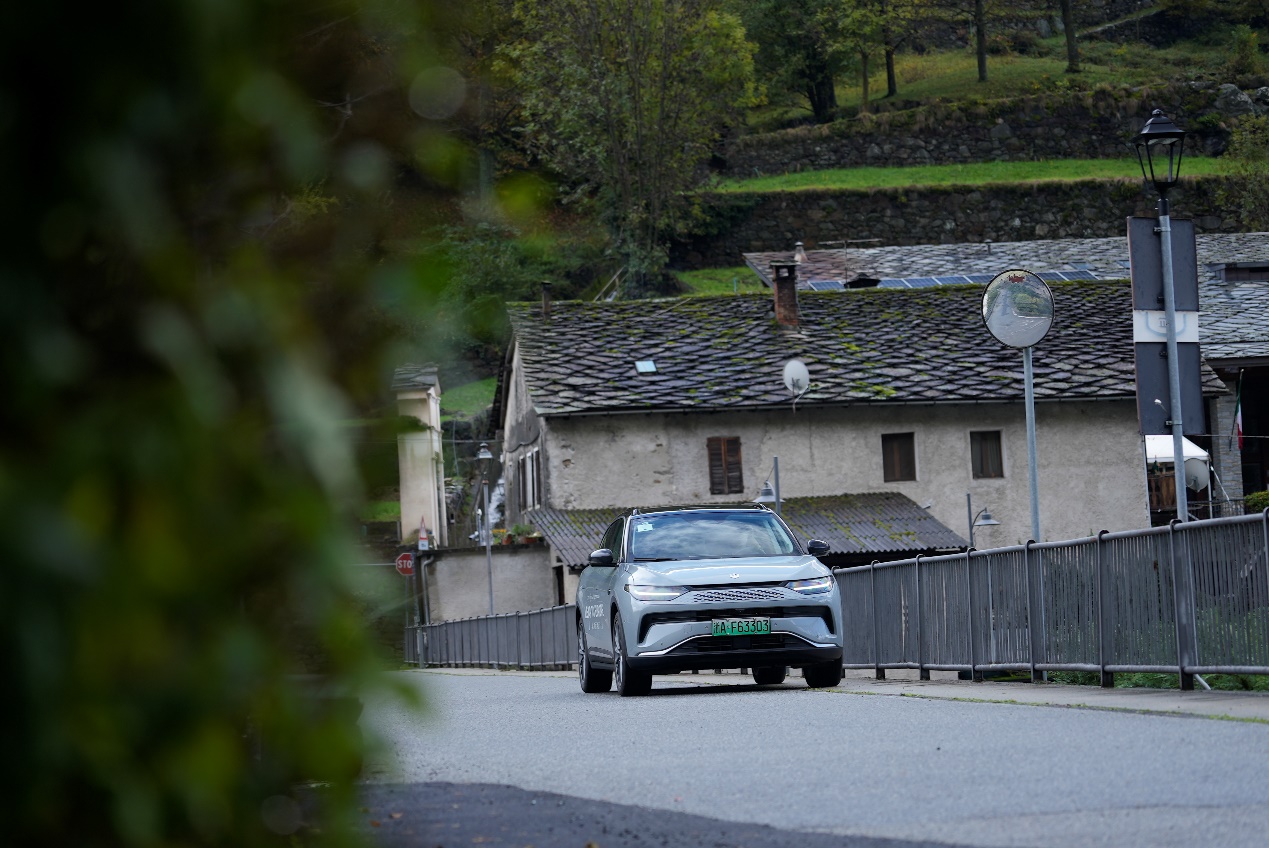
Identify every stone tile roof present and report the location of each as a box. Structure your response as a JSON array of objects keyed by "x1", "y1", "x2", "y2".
[
  {"x1": 528, "y1": 493, "x2": 965, "y2": 567},
  {"x1": 1199, "y1": 281, "x2": 1269, "y2": 364},
  {"x1": 391, "y1": 363, "x2": 439, "y2": 393},
  {"x1": 507, "y1": 280, "x2": 1223, "y2": 416},
  {"x1": 744, "y1": 233, "x2": 1269, "y2": 365}
]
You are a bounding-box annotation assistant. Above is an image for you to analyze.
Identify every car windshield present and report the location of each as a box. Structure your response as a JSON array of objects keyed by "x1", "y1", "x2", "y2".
[{"x1": 629, "y1": 511, "x2": 798, "y2": 560}]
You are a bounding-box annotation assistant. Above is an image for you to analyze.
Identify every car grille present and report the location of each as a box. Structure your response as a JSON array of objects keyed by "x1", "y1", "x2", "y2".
[
  {"x1": 691, "y1": 587, "x2": 788, "y2": 603},
  {"x1": 670, "y1": 634, "x2": 804, "y2": 654},
  {"x1": 639, "y1": 606, "x2": 834, "y2": 641}
]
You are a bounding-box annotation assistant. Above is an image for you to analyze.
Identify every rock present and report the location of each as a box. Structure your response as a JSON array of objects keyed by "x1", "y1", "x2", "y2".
[
  {"x1": 1215, "y1": 83, "x2": 1256, "y2": 118},
  {"x1": 1252, "y1": 87, "x2": 1269, "y2": 116}
]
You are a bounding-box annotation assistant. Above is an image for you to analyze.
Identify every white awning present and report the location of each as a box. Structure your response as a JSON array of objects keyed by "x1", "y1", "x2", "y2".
[{"x1": 1144, "y1": 435, "x2": 1208, "y2": 463}]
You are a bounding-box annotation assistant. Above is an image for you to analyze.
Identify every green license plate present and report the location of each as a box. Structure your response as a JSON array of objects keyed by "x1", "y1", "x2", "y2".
[{"x1": 711, "y1": 617, "x2": 771, "y2": 637}]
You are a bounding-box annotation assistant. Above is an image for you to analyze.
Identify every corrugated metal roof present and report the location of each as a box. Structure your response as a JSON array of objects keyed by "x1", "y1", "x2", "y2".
[{"x1": 528, "y1": 493, "x2": 965, "y2": 567}]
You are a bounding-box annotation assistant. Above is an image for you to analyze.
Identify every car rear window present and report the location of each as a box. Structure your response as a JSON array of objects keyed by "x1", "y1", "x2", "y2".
[{"x1": 630, "y1": 512, "x2": 797, "y2": 560}]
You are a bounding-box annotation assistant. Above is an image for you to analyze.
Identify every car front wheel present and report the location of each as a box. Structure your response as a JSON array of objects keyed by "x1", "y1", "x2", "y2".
[
  {"x1": 578, "y1": 622, "x2": 612, "y2": 693},
  {"x1": 612, "y1": 610, "x2": 652, "y2": 697},
  {"x1": 803, "y1": 660, "x2": 843, "y2": 689}
]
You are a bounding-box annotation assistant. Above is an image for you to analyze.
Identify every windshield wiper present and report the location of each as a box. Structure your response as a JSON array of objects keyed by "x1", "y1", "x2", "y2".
[{"x1": 634, "y1": 556, "x2": 677, "y2": 562}]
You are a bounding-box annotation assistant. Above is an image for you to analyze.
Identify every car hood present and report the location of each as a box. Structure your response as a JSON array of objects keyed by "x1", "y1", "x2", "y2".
[{"x1": 630, "y1": 554, "x2": 829, "y2": 587}]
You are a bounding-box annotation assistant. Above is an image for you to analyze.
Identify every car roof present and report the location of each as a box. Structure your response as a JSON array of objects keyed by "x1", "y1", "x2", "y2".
[{"x1": 627, "y1": 504, "x2": 771, "y2": 518}]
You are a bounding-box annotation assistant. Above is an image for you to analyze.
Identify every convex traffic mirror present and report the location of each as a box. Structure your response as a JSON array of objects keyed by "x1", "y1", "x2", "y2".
[{"x1": 981, "y1": 269, "x2": 1054, "y2": 349}]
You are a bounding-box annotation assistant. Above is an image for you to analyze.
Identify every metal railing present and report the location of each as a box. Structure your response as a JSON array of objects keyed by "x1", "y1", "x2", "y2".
[
  {"x1": 420, "y1": 604, "x2": 576, "y2": 669},
  {"x1": 838, "y1": 511, "x2": 1269, "y2": 687}
]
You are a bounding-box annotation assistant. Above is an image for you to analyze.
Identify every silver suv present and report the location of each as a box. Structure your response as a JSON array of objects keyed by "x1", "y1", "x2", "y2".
[{"x1": 576, "y1": 504, "x2": 843, "y2": 696}]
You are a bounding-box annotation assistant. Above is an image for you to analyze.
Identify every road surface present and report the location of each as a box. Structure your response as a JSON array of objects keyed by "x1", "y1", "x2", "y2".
[{"x1": 357, "y1": 669, "x2": 1269, "y2": 848}]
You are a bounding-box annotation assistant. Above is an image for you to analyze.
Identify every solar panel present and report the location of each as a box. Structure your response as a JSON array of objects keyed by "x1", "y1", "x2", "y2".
[
  {"x1": 808, "y1": 280, "x2": 846, "y2": 291},
  {"x1": 878, "y1": 279, "x2": 906, "y2": 287},
  {"x1": 1058, "y1": 270, "x2": 1098, "y2": 281},
  {"x1": 935, "y1": 276, "x2": 969, "y2": 285},
  {"x1": 1036, "y1": 271, "x2": 1066, "y2": 282},
  {"x1": 965, "y1": 274, "x2": 995, "y2": 283},
  {"x1": 905, "y1": 277, "x2": 938, "y2": 288}
]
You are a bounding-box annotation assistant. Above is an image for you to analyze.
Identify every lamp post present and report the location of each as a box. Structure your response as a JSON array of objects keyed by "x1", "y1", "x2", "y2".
[
  {"x1": 477, "y1": 441, "x2": 494, "y2": 614},
  {"x1": 966, "y1": 492, "x2": 1001, "y2": 549},
  {"x1": 753, "y1": 456, "x2": 781, "y2": 515},
  {"x1": 1134, "y1": 109, "x2": 1189, "y2": 522}
]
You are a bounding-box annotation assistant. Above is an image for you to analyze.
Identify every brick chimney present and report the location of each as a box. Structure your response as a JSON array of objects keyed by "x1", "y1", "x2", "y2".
[
  {"x1": 541, "y1": 281, "x2": 552, "y2": 322},
  {"x1": 770, "y1": 261, "x2": 799, "y2": 327}
]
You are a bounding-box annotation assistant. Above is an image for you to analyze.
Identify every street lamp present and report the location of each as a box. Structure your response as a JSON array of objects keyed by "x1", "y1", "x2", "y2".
[
  {"x1": 1134, "y1": 108, "x2": 1190, "y2": 522},
  {"x1": 966, "y1": 492, "x2": 1000, "y2": 549},
  {"x1": 477, "y1": 441, "x2": 494, "y2": 613},
  {"x1": 753, "y1": 456, "x2": 781, "y2": 515}
]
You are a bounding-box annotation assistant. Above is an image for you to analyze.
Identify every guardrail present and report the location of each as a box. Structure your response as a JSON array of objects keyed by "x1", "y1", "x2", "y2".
[
  {"x1": 837, "y1": 511, "x2": 1269, "y2": 688},
  {"x1": 420, "y1": 604, "x2": 576, "y2": 669}
]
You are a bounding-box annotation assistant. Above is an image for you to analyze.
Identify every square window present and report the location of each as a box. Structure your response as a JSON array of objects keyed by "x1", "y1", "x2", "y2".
[
  {"x1": 971, "y1": 431, "x2": 1004, "y2": 479},
  {"x1": 881, "y1": 433, "x2": 916, "y2": 482},
  {"x1": 707, "y1": 437, "x2": 744, "y2": 495}
]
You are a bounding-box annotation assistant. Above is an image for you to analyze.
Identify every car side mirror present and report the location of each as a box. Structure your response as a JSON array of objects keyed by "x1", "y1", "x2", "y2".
[
  {"x1": 588, "y1": 548, "x2": 615, "y2": 566},
  {"x1": 807, "y1": 539, "x2": 830, "y2": 558}
]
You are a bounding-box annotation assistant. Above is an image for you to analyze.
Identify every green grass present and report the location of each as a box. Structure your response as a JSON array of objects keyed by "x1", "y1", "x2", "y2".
[
  {"x1": 440, "y1": 377, "x2": 497, "y2": 421},
  {"x1": 360, "y1": 500, "x2": 401, "y2": 521},
  {"x1": 751, "y1": 32, "x2": 1234, "y2": 127},
  {"x1": 673, "y1": 266, "x2": 765, "y2": 295},
  {"x1": 715, "y1": 156, "x2": 1224, "y2": 193}
]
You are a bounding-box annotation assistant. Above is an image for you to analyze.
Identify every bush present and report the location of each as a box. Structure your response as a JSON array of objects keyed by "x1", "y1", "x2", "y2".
[{"x1": 1246, "y1": 490, "x2": 1269, "y2": 513}]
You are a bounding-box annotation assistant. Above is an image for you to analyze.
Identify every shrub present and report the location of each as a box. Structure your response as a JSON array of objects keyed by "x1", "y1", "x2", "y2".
[{"x1": 1246, "y1": 490, "x2": 1269, "y2": 513}]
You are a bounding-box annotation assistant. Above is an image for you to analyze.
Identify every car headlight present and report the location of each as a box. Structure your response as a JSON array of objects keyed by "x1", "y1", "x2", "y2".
[
  {"x1": 625, "y1": 584, "x2": 687, "y2": 601},
  {"x1": 787, "y1": 576, "x2": 833, "y2": 595}
]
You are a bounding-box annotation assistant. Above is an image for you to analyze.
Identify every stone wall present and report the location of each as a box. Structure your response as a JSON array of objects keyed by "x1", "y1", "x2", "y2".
[
  {"x1": 672, "y1": 176, "x2": 1229, "y2": 268},
  {"x1": 723, "y1": 83, "x2": 1238, "y2": 176}
]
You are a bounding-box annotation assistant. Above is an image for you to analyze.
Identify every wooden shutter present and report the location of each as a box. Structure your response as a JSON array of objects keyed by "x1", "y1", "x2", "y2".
[{"x1": 707, "y1": 437, "x2": 743, "y2": 495}]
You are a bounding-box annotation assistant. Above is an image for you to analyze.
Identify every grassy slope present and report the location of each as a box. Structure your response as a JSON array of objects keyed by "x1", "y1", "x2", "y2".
[
  {"x1": 715, "y1": 156, "x2": 1224, "y2": 193},
  {"x1": 753, "y1": 28, "x2": 1235, "y2": 126},
  {"x1": 440, "y1": 377, "x2": 498, "y2": 421}
]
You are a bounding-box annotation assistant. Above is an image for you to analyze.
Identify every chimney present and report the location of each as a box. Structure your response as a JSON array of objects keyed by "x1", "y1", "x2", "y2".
[
  {"x1": 541, "y1": 281, "x2": 552, "y2": 322},
  {"x1": 770, "y1": 261, "x2": 799, "y2": 327}
]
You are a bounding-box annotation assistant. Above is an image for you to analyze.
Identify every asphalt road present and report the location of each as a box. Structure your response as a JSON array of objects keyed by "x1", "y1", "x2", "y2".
[{"x1": 359, "y1": 669, "x2": 1269, "y2": 848}]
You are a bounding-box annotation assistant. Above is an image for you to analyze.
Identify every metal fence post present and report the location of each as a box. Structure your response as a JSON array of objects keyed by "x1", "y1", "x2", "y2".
[
  {"x1": 1096, "y1": 530, "x2": 1113, "y2": 687},
  {"x1": 1025, "y1": 540, "x2": 1043, "y2": 683},
  {"x1": 871, "y1": 561, "x2": 883, "y2": 680},
  {"x1": 966, "y1": 548, "x2": 979, "y2": 681},
  {"x1": 916, "y1": 555, "x2": 929, "y2": 680},
  {"x1": 1168, "y1": 521, "x2": 1196, "y2": 690}
]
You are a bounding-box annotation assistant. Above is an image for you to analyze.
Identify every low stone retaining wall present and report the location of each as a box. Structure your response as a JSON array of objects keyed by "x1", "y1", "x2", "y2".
[
  {"x1": 672, "y1": 176, "x2": 1230, "y2": 268},
  {"x1": 723, "y1": 83, "x2": 1252, "y2": 177}
]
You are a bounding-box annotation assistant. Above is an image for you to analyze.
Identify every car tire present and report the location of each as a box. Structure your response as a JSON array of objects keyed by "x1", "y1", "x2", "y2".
[
  {"x1": 752, "y1": 666, "x2": 787, "y2": 686},
  {"x1": 803, "y1": 660, "x2": 843, "y2": 689},
  {"x1": 612, "y1": 611, "x2": 652, "y2": 697},
  {"x1": 578, "y1": 621, "x2": 612, "y2": 693}
]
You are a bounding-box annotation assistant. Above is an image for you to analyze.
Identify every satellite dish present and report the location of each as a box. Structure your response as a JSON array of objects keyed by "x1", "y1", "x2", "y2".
[{"x1": 782, "y1": 359, "x2": 810, "y2": 396}]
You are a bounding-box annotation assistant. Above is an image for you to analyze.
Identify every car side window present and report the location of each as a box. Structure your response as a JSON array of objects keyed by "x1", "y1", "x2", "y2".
[{"x1": 599, "y1": 519, "x2": 624, "y2": 563}]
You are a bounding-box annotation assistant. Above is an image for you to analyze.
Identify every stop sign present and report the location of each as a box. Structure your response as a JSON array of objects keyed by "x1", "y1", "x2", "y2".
[{"x1": 395, "y1": 552, "x2": 415, "y2": 577}]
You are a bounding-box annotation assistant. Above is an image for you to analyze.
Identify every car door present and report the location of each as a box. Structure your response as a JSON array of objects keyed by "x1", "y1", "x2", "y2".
[{"x1": 579, "y1": 517, "x2": 624, "y2": 661}]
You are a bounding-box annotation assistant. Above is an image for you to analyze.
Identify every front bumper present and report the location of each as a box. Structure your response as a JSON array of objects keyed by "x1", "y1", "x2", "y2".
[{"x1": 622, "y1": 584, "x2": 843, "y2": 673}]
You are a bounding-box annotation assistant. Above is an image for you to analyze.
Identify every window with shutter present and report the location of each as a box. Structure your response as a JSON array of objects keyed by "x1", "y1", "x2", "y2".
[
  {"x1": 881, "y1": 433, "x2": 916, "y2": 482},
  {"x1": 707, "y1": 436, "x2": 744, "y2": 495}
]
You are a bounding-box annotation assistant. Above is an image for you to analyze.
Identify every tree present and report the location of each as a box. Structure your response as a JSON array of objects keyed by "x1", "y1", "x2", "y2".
[
  {"x1": 1217, "y1": 116, "x2": 1269, "y2": 231},
  {"x1": 736, "y1": 0, "x2": 846, "y2": 123},
  {"x1": 1, "y1": 1, "x2": 456, "y2": 844},
  {"x1": 512, "y1": 0, "x2": 756, "y2": 295},
  {"x1": 1060, "y1": 0, "x2": 1080, "y2": 74}
]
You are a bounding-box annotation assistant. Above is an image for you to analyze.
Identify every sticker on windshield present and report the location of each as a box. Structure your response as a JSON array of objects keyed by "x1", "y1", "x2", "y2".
[{"x1": 636, "y1": 523, "x2": 653, "y2": 532}]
